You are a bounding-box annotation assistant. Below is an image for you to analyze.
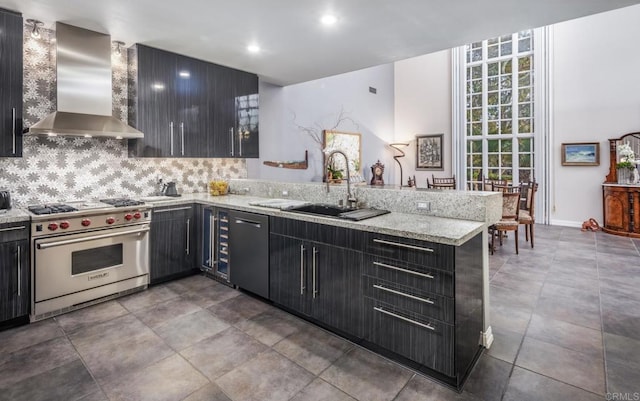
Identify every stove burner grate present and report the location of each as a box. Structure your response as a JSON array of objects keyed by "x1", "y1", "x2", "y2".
[
  {"x1": 100, "y1": 198, "x2": 145, "y2": 207},
  {"x1": 28, "y1": 204, "x2": 79, "y2": 215}
]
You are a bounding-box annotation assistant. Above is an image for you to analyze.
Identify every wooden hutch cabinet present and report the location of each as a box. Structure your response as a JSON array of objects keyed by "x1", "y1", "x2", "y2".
[{"x1": 602, "y1": 132, "x2": 640, "y2": 237}]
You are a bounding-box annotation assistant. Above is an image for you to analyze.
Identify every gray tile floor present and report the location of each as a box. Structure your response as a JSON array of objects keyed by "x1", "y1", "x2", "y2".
[{"x1": 1, "y1": 225, "x2": 639, "y2": 400}]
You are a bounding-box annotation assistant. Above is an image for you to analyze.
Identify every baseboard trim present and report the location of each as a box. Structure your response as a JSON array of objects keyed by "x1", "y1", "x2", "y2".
[
  {"x1": 549, "y1": 219, "x2": 582, "y2": 228},
  {"x1": 482, "y1": 326, "x2": 494, "y2": 348}
]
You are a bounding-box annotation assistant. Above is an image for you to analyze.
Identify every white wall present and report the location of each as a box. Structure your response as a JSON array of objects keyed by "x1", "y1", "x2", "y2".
[
  {"x1": 550, "y1": 4, "x2": 640, "y2": 226},
  {"x1": 394, "y1": 50, "x2": 453, "y2": 187},
  {"x1": 247, "y1": 64, "x2": 396, "y2": 184}
]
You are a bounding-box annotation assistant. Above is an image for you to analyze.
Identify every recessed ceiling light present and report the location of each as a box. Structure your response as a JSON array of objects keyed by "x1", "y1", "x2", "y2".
[
  {"x1": 247, "y1": 44, "x2": 260, "y2": 53},
  {"x1": 179, "y1": 71, "x2": 190, "y2": 78},
  {"x1": 152, "y1": 83, "x2": 165, "y2": 90},
  {"x1": 321, "y1": 14, "x2": 338, "y2": 25}
]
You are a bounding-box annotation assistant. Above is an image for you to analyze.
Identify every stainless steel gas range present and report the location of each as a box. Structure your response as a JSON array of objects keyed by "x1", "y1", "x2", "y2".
[{"x1": 28, "y1": 198, "x2": 151, "y2": 321}]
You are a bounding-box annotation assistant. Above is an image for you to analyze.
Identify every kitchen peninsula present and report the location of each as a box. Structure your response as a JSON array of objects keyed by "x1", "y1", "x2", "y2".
[
  {"x1": 0, "y1": 178, "x2": 500, "y2": 389},
  {"x1": 144, "y1": 178, "x2": 502, "y2": 388}
]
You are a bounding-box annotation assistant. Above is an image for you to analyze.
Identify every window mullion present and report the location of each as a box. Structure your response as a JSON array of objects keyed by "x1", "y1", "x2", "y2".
[
  {"x1": 481, "y1": 39, "x2": 489, "y2": 179},
  {"x1": 512, "y1": 48, "x2": 520, "y2": 184}
]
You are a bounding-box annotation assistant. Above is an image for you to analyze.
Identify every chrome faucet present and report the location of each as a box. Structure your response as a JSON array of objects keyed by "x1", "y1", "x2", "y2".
[{"x1": 324, "y1": 150, "x2": 357, "y2": 208}]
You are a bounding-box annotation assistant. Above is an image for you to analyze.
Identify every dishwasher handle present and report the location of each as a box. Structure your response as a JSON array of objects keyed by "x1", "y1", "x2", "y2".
[{"x1": 234, "y1": 218, "x2": 262, "y2": 228}]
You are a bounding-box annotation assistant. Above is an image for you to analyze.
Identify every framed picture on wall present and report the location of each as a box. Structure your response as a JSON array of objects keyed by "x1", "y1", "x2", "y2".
[
  {"x1": 561, "y1": 142, "x2": 600, "y2": 166},
  {"x1": 416, "y1": 134, "x2": 444, "y2": 170}
]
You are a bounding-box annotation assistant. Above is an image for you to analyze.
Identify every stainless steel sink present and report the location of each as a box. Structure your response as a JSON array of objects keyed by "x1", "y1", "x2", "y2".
[
  {"x1": 287, "y1": 203, "x2": 357, "y2": 217},
  {"x1": 287, "y1": 203, "x2": 391, "y2": 221}
]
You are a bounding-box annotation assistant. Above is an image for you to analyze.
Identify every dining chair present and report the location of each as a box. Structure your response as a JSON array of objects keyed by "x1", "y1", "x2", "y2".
[
  {"x1": 490, "y1": 190, "x2": 521, "y2": 255},
  {"x1": 430, "y1": 174, "x2": 456, "y2": 189},
  {"x1": 484, "y1": 179, "x2": 508, "y2": 191},
  {"x1": 518, "y1": 181, "x2": 538, "y2": 248}
]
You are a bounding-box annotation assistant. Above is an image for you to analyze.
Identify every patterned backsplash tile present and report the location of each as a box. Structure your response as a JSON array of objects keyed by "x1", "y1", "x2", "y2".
[{"x1": 0, "y1": 24, "x2": 246, "y2": 207}]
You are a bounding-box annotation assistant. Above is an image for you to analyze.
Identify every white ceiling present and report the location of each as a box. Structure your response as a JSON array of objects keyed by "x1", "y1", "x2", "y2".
[{"x1": 2, "y1": 0, "x2": 640, "y2": 85}]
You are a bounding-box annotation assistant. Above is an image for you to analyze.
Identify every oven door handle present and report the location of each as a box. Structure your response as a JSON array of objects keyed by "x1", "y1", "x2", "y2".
[{"x1": 36, "y1": 227, "x2": 150, "y2": 250}]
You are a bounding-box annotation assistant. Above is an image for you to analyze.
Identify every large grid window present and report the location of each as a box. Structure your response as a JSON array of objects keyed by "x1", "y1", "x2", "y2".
[{"x1": 465, "y1": 31, "x2": 535, "y2": 189}]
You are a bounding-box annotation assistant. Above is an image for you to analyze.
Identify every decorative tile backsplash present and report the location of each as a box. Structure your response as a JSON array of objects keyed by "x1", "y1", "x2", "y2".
[{"x1": 0, "y1": 24, "x2": 246, "y2": 207}]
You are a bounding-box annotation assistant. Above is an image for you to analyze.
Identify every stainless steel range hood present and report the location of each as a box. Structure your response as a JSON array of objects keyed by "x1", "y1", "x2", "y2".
[{"x1": 27, "y1": 23, "x2": 143, "y2": 139}]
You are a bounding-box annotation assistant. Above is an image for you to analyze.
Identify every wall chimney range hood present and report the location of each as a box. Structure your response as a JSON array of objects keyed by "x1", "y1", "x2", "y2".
[{"x1": 27, "y1": 23, "x2": 143, "y2": 139}]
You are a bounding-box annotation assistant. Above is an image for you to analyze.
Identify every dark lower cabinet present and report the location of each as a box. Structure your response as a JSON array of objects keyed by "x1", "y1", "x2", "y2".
[
  {"x1": 364, "y1": 297, "x2": 455, "y2": 376},
  {"x1": 361, "y1": 232, "x2": 484, "y2": 389},
  {"x1": 0, "y1": 8, "x2": 23, "y2": 157},
  {"x1": 269, "y1": 215, "x2": 484, "y2": 390},
  {"x1": 150, "y1": 205, "x2": 196, "y2": 284},
  {"x1": 0, "y1": 222, "x2": 29, "y2": 323},
  {"x1": 269, "y1": 217, "x2": 363, "y2": 338}
]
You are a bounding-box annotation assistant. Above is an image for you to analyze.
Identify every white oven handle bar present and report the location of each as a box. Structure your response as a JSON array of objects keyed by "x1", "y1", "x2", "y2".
[{"x1": 36, "y1": 227, "x2": 150, "y2": 250}]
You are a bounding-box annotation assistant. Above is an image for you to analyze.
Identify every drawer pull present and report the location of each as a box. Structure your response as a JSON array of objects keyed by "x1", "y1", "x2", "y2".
[
  {"x1": 373, "y1": 238, "x2": 434, "y2": 253},
  {"x1": 154, "y1": 206, "x2": 192, "y2": 213},
  {"x1": 374, "y1": 307, "x2": 436, "y2": 331},
  {"x1": 373, "y1": 261, "x2": 434, "y2": 279},
  {"x1": 373, "y1": 284, "x2": 434, "y2": 305},
  {"x1": 0, "y1": 225, "x2": 27, "y2": 233}
]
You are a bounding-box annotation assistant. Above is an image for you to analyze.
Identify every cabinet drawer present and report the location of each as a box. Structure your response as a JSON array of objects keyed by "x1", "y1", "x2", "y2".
[
  {"x1": 364, "y1": 254, "x2": 453, "y2": 297},
  {"x1": 270, "y1": 217, "x2": 363, "y2": 250},
  {"x1": 0, "y1": 221, "x2": 29, "y2": 242},
  {"x1": 152, "y1": 204, "x2": 194, "y2": 221},
  {"x1": 363, "y1": 297, "x2": 455, "y2": 376},
  {"x1": 363, "y1": 276, "x2": 454, "y2": 323},
  {"x1": 364, "y1": 232, "x2": 453, "y2": 271}
]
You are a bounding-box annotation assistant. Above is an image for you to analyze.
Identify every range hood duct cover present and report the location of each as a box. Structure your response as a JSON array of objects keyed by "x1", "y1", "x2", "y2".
[{"x1": 27, "y1": 22, "x2": 143, "y2": 139}]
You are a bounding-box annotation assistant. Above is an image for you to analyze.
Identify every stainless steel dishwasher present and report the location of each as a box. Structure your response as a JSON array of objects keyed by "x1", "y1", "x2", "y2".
[{"x1": 228, "y1": 210, "x2": 269, "y2": 299}]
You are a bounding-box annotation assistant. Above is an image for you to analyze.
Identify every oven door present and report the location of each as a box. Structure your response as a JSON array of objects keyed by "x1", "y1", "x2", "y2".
[{"x1": 33, "y1": 224, "x2": 150, "y2": 302}]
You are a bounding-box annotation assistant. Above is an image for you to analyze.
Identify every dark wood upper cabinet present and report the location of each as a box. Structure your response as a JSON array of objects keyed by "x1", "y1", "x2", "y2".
[
  {"x1": 0, "y1": 8, "x2": 23, "y2": 157},
  {"x1": 128, "y1": 45, "x2": 176, "y2": 157},
  {"x1": 128, "y1": 44, "x2": 259, "y2": 158}
]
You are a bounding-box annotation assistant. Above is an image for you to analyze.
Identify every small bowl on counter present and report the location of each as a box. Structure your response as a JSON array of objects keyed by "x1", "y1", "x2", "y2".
[{"x1": 209, "y1": 179, "x2": 229, "y2": 196}]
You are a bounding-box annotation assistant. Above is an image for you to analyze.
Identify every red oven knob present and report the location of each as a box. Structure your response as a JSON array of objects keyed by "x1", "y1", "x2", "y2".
[
  {"x1": 124, "y1": 213, "x2": 133, "y2": 221},
  {"x1": 48, "y1": 222, "x2": 58, "y2": 231},
  {"x1": 133, "y1": 212, "x2": 142, "y2": 219},
  {"x1": 59, "y1": 221, "x2": 70, "y2": 229},
  {"x1": 81, "y1": 219, "x2": 91, "y2": 227},
  {"x1": 106, "y1": 217, "x2": 116, "y2": 225}
]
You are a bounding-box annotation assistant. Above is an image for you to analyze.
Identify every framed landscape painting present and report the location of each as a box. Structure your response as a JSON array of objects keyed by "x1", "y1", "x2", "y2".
[
  {"x1": 561, "y1": 142, "x2": 600, "y2": 166},
  {"x1": 416, "y1": 134, "x2": 444, "y2": 170}
]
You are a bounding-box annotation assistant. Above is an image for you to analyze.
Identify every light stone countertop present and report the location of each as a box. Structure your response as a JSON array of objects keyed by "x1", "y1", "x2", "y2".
[
  {"x1": 0, "y1": 208, "x2": 31, "y2": 225},
  {"x1": 145, "y1": 193, "x2": 487, "y2": 246}
]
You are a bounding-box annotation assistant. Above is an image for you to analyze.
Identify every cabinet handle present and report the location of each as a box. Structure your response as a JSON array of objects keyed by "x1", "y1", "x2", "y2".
[
  {"x1": 180, "y1": 122, "x2": 185, "y2": 156},
  {"x1": 373, "y1": 238, "x2": 434, "y2": 253},
  {"x1": 312, "y1": 247, "x2": 318, "y2": 299},
  {"x1": 235, "y1": 218, "x2": 261, "y2": 228},
  {"x1": 0, "y1": 225, "x2": 27, "y2": 233},
  {"x1": 17, "y1": 245, "x2": 21, "y2": 297},
  {"x1": 185, "y1": 218, "x2": 190, "y2": 255},
  {"x1": 12, "y1": 107, "x2": 16, "y2": 155},
  {"x1": 300, "y1": 244, "x2": 306, "y2": 295},
  {"x1": 154, "y1": 206, "x2": 192, "y2": 213},
  {"x1": 373, "y1": 284, "x2": 434, "y2": 305},
  {"x1": 373, "y1": 307, "x2": 436, "y2": 331},
  {"x1": 170, "y1": 121, "x2": 174, "y2": 155},
  {"x1": 208, "y1": 215, "x2": 214, "y2": 266},
  {"x1": 373, "y1": 261, "x2": 434, "y2": 279},
  {"x1": 230, "y1": 127, "x2": 235, "y2": 156}
]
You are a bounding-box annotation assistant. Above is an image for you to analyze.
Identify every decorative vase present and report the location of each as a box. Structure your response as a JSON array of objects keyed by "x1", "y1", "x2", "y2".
[{"x1": 618, "y1": 168, "x2": 632, "y2": 184}]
